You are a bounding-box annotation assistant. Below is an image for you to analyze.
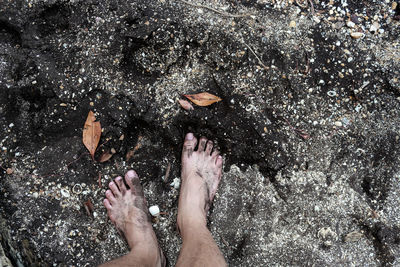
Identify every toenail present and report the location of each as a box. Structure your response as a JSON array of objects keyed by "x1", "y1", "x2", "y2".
[
  {"x1": 218, "y1": 155, "x2": 222, "y2": 158},
  {"x1": 186, "y1": 133, "x2": 194, "y2": 140},
  {"x1": 127, "y1": 170, "x2": 136, "y2": 178},
  {"x1": 115, "y1": 177, "x2": 121, "y2": 181},
  {"x1": 109, "y1": 182, "x2": 114, "y2": 186}
]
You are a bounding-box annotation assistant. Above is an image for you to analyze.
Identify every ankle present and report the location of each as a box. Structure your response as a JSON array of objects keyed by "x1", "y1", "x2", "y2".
[
  {"x1": 129, "y1": 241, "x2": 161, "y2": 264},
  {"x1": 125, "y1": 226, "x2": 157, "y2": 249},
  {"x1": 177, "y1": 214, "x2": 208, "y2": 239}
]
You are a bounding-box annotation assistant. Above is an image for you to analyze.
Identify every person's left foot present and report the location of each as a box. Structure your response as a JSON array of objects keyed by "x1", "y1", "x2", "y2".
[{"x1": 103, "y1": 170, "x2": 165, "y2": 265}]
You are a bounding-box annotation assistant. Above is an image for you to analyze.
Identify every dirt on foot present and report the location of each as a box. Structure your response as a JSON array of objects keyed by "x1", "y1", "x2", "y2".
[
  {"x1": 1, "y1": 0, "x2": 400, "y2": 266},
  {"x1": 178, "y1": 133, "x2": 223, "y2": 227}
]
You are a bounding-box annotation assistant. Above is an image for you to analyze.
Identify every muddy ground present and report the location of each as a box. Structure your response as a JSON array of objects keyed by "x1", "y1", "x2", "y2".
[{"x1": 1, "y1": 0, "x2": 400, "y2": 266}]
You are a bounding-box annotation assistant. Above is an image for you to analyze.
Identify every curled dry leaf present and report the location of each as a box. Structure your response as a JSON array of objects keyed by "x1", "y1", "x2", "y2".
[
  {"x1": 184, "y1": 92, "x2": 222, "y2": 106},
  {"x1": 178, "y1": 99, "x2": 194, "y2": 111},
  {"x1": 82, "y1": 111, "x2": 101, "y2": 160},
  {"x1": 98, "y1": 148, "x2": 116, "y2": 163}
]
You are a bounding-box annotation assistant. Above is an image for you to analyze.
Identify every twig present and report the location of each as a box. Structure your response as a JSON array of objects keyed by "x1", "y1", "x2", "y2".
[
  {"x1": 98, "y1": 172, "x2": 102, "y2": 188},
  {"x1": 283, "y1": 116, "x2": 310, "y2": 140},
  {"x1": 179, "y1": 0, "x2": 252, "y2": 18},
  {"x1": 308, "y1": 0, "x2": 315, "y2": 15},
  {"x1": 66, "y1": 152, "x2": 90, "y2": 168},
  {"x1": 244, "y1": 43, "x2": 268, "y2": 69},
  {"x1": 163, "y1": 163, "x2": 171, "y2": 183}
]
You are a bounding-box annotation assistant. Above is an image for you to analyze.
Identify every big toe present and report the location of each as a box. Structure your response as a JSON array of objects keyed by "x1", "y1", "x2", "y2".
[
  {"x1": 125, "y1": 170, "x2": 144, "y2": 196},
  {"x1": 125, "y1": 170, "x2": 138, "y2": 188},
  {"x1": 182, "y1": 133, "x2": 198, "y2": 158}
]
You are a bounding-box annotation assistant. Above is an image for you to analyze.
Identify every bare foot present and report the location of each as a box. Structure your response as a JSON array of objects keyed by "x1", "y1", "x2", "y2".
[
  {"x1": 103, "y1": 170, "x2": 165, "y2": 266},
  {"x1": 177, "y1": 133, "x2": 223, "y2": 232}
]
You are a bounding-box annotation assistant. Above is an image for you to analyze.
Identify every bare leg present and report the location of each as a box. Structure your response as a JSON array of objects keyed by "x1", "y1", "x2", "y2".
[
  {"x1": 176, "y1": 133, "x2": 227, "y2": 267},
  {"x1": 100, "y1": 170, "x2": 165, "y2": 267}
]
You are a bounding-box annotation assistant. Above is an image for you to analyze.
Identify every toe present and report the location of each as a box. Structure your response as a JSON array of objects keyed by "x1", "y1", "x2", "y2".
[
  {"x1": 106, "y1": 190, "x2": 117, "y2": 204},
  {"x1": 212, "y1": 148, "x2": 220, "y2": 158},
  {"x1": 131, "y1": 176, "x2": 144, "y2": 196},
  {"x1": 125, "y1": 170, "x2": 138, "y2": 189},
  {"x1": 182, "y1": 133, "x2": 198, "y2": 158},
  {"x1": 103, "y1": 199, "x2": 112, "y2": 209},
  {"x1": 198, "y1": 137, "x2": 207, "y2": 151},
  {"x1": 115, "y1": 176, "x2": 126, "y2": 195},
  {"x1": 205, "y1": 140, "x2": 213, "y2": 155},
  {"x1": 109, "y1": 181, "x2": 121, "y2": 197},
  {"x1": 216, "y1": 155, "x2": 223, "y2": 168}
]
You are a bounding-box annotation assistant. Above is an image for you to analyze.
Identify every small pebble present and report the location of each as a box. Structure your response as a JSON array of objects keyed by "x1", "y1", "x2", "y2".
[
  {"x1": 335, "y1": 121, "x2": 343, "y2": 127},
  {"x1": 61, "y1": 188, "x2": 71, "y2": 198},
  {"x1": 170, "y1": 178, "x2": 180, "y2": 189},
  {"x1": 350, "y1": 32, "x2": 364, "y2": 39},
  {"x1": 327, "y1": 91, "x2": 337, "y2": 97},
  {"x1": 346, "y1": 21, "x2": 355, "y2": 28},
  {"x1": 370, "y1": 24, "x2": 378, "y2": 32},
  {"x1": 149, "y1": 205, "x2": 160, "y2": 216}
]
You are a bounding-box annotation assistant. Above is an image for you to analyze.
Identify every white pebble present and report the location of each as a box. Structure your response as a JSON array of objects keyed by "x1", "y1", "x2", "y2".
[
  {"x1": 32, "y1": 192, "x2": 39, "y2": 198},
  {"x1": 170, "y1": 178, "x2": 181, "y2": 189},
  {"x1": 61, "y1": 188, "x2": 70, "y2": 198},
  {"x1": 78, "y1": 78, "x2": 83, "y2": 84},
  {"x1": 149, "y1": 205, "x2": 160, "y2": 216},
  {"x1": 327, "y1": 91, "x2": 337, "y2": 97},
  {"x1": 370, "y1": 24, "x2": 378, "y2": 32},
  {"x1": 335, "y1": 121, "x2": 343, "y2": 127},
  {"x1": 350, "y1": 32, "x2": 364, "y2": 39}
]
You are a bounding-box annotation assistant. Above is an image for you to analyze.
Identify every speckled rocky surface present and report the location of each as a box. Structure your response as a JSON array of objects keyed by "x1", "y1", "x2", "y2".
[{"x1": 1, "y1": 0, "x2": 400, "y2": 266}]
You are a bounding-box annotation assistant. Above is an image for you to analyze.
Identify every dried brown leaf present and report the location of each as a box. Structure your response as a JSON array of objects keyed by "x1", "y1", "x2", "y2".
[
  {"x1": 178, "y1": 99, "x2": 194, "y2": 110},
  {"x1": 184, "y1": 92, "x2": 222, "y2": 106},
  {"x1": 98, "y1": 149, "x2": 115, "y2": 163},
  {"x1": 82, "y1": 111, "x2": 101, "y2": 160}
]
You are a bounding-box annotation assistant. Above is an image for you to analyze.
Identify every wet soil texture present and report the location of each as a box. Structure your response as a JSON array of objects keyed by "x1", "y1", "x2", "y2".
[{"x1": 1, "y1": 0, "x2": 400, "y2": 266}]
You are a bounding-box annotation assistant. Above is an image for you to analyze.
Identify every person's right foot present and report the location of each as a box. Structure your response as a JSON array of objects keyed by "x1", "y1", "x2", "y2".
[{"x1": 177, "y1": 133, "x2": 223, "y2": 231}]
